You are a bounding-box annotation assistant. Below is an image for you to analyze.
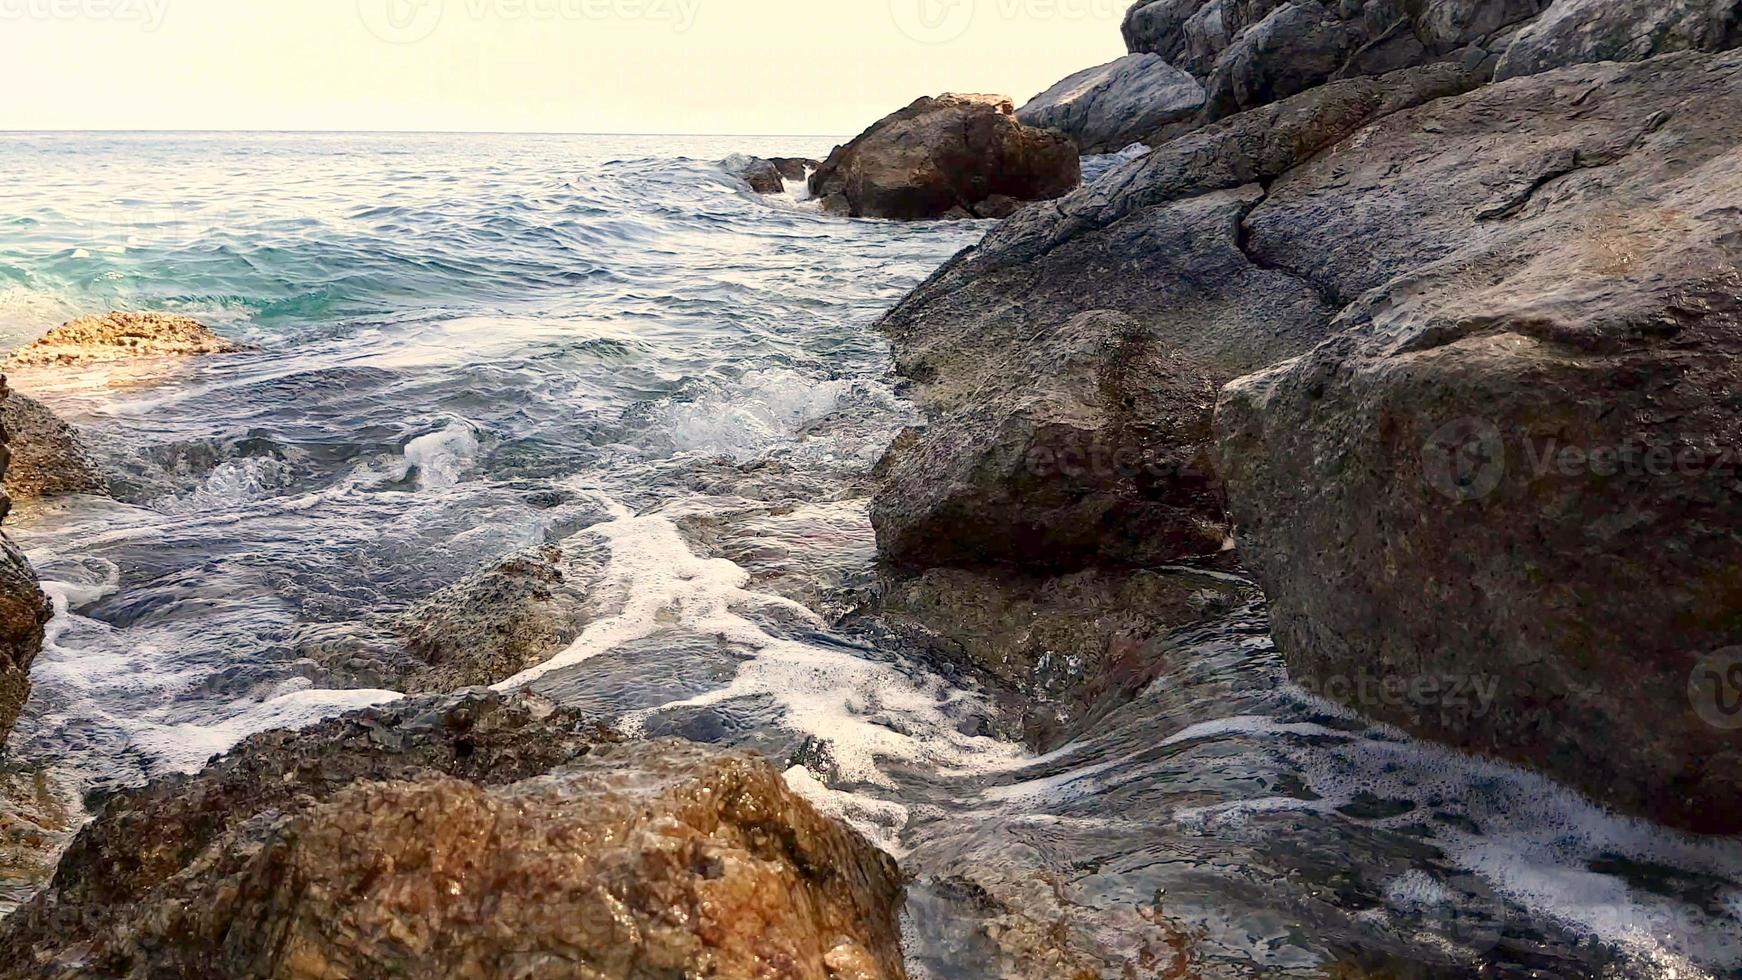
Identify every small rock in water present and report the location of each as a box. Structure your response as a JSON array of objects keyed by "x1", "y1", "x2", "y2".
[{"x1": 7, "y1": 311, "x2": 249, "y2": 367}]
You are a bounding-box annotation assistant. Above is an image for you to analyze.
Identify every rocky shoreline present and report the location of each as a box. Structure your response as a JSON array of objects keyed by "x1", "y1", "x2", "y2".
[{"x1": 1, "y1": 0, "x2": 1740, "y2": 974}]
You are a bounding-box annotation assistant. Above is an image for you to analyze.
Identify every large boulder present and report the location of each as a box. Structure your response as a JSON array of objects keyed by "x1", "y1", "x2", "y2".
[
  {"x1": 809, "y1": 94, "x2": 1080, "y2": 221},
  {"x1": 0, "y1": 393, "x2": 107, "y2": 500},
  {"x1": 8, "y1": 311, "x2": 248, "y2": 367},
  {"x1": 723, "y1": 153, "x2": 787, "y2": 194},
  {"x1": 1214, "y1": 51, "x2": 1742, "y2": 834},
  {"x1": 1016, "y1": 53, "x2": 1206, "y2": 153},
  {"x1": 873, "y1": 65, "x2": 1479, "y2": 574},
  {"x1": 1496, "y1": 0, "x2": 1742, "y2": 79},
  {"x1": 0, "y1": 692, "x2": 909, "y2": 978},
  {"x1": 0, "y1": 381, "x2": 52, "y2": 752},
  {"x1": 873, "y1": 310, "x2": 1228, "y2": 571}
]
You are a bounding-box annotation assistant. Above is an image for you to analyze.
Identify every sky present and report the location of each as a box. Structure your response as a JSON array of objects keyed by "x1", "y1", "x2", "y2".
[{"x1": 0, "y1": 0, "x2": 1130, "y2": 133}]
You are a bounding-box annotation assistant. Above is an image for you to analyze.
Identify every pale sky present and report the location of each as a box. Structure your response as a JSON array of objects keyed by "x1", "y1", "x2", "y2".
[{"x1": 0, "y1": 0, "x2": 1129, "y2": 133}]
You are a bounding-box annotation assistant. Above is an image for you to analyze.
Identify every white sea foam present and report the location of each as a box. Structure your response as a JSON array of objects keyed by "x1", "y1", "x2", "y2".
[
  {"x1": 123, "y1": 685, "x2": 403, "y2": 774},
  {"x1": 403, "y1": 420, "x2": 481, "y2": 488},
  {"x1": 499, "y1": 506, "x2": 1024, "y2": 805},
  {"x1": 155, "y1": 457, "x2": 295, "y2": 515},
  {"x1": 662, "y1": 369, "x2": 852, "y2": 457}
]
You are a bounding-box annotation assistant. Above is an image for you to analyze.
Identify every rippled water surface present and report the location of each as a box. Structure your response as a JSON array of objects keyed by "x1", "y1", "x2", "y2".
[{"x1": 1, "y1": 133, "x2": 1739, "y2": 978}]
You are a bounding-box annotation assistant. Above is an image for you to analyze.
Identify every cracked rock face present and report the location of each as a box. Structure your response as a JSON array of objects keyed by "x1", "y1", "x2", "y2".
[
  {"x1": 0, "y1": 692, "x2": 909, "y2": 979},
  {"x1": 1215, "y1": 51, "x2": 1742, "y2": 834},
  {"x1": 808, "y1": 94, "x2": 1080, "y2": 221},
  {"x1": 1016, "y1": 53, "x2": 1206, "y2": 153}
]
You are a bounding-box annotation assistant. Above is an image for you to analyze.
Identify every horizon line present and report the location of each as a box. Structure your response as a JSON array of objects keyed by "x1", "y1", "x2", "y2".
[{"x1": 1, "y1": 128, "x2": 850, "y2": 138}]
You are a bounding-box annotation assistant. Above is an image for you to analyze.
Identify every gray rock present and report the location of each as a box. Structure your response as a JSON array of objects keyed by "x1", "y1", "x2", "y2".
[
  {"x1": 767, "y1": 156, "x2": 822, "y2": 181},
  {"x1": 1214, "y1": 50, "x2": 1742, "y2": 834},
  {"x1": 0, "y1": 691, "x2": 908, "y2": 979},
  {"x1": 722, "y1": 153, "x2": 786, "y2": 194},
  {"x1": 0, "y1": 393, "x2": 107, "y2": 501},
  {"x1": 1113, "y1": 0, "x2": 1549, "y2": 141},
  {"x1": 809, "y1": 94, "x2": 1080, "y2": 221},
  {"x1": 1017, "y1": 54, "x2": 1206, "y2": 153},
  {"x1": 1496, "y1": 0, "x2": 1742, "y2": 79}
]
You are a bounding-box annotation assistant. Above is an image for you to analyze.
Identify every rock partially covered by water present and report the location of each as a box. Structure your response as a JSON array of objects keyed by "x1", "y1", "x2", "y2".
[
  {"x1": 809, "y1": 95, "x2": 1079, "y2": 221},
  {"x1": 1017, "y1": 53, "x2": 1207, "y2": 153},
  {"x1": 0, "y1": 381, "x2": 51, "y2": 752},
  {"x1": 862, "y1": 562, "x2": 1252, "y2": 749},
  {"x1": 0, "y1": 393, "x2": 106, "y2": 500},
  {"x1": 724, "y1": 153, "x2": 787, "y2": 194},
  {"x1": 873, "y1": 310, "x2": 1227, "y2": 571},
  {"x1": 0, "y1": 691, "x2": 908, "y2": 978},
  {"x1": 1496, "y1": 0, "x2": 1742, "y2": 80},
  {"x1": 1214, "y1": 51, "x2": 1742, "y2": 834},
  {"x1": 7, "y1": 311, "x2": 247, "y2": 367},
  {"x1": 768, "y1": 156, "x2": 821, "y2": 181}
]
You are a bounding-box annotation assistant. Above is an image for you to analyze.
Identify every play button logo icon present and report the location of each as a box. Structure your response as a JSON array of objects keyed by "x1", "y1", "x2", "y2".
[{"x1": 892, "y1": 0, "x2": 975, "y2": 44}]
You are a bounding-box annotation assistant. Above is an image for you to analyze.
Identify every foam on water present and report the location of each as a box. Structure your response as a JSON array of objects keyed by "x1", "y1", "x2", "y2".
[
  {"x1": 402, "y1": 420, "x2": 482, "y2": 489},
  {"x1": 661, "y1": 369, "x2": 853, "y2": 458},
  {"x1": 123, "y1": 685, "x2": 404, "y2": 774}
]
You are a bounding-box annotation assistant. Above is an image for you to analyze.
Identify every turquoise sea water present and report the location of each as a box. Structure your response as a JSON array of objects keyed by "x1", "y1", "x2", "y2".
[{"x1": 1, "y1": 132, "x2": 1739, "y2": 977}]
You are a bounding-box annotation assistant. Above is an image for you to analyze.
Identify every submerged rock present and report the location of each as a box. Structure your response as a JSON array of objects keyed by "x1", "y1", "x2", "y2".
[
  {"x1": 303, "y1": 544, "x2": 604, "y2": 693},
  {"x1": 862, "y1": 561, "x2": 1252, "y2": 749},
  {"x1": 0, "y1": 393, "x2": 107, "y2": 500},
  {"x1": 0, "y1": 691, "x2": 908, "y2": 979},
  {"x1": 0, "y1": 381, "x2": 52, "y2": 752},
  {"x1": 809, "y1": 94, "x2": 1079, "y2": 221},
  {"x1": 7, "y1": 311, "x2": 247, "y2": 367},
  {"x1": 1016, "y1": 53, "x2": 1206, "y2": 153},
  {"x1": 1214, "y1": 51, "x2": 1742, "y2": 834}
]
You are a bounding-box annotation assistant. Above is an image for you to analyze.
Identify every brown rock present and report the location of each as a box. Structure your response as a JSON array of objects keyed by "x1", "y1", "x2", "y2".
[
  {"x1": 809, "y1": 94, "x2": 1080, "y2": 221},
  {"x1": 1214, "y1": 51, "x2": 1742, "y2": 834},
  {"x1": 0, "y1": 393, "x2": 106, "y2": 500},
  {"x1": 0, "y1": 380, "x2": 52, "y2": 752},
  {"x1": 8, "y1": 311, "x2": 248, "y2": 367},
  {"x1": 0, "y1": 692, "x2": 908, "y2": 979}
]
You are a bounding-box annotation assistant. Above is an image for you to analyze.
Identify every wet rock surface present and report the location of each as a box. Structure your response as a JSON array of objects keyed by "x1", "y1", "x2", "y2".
[
  {"x1": 809, "y1": 95, "x2": 1080, "y2": 221},
  {"x1": 7, "y1": 312, "x2": 248, "y2": 367},
  {"x1": 0, "y1": 381, "x2": 52, "y2": 751},
  {"x1": 0, "y1": 394, "x2": 106, "y2": 501},
  {"x1": 724, "y1": 153, "x2": 788, "y2": 193},
  {"x1": 1214, "y1": 51, "x2": 1742, "y2": 834},
  {"x1": 302, "y1": 543, "x2": 605, "y2": 693},
  {"x1": 858, "y1": 559, "x2": 1253, "y2": 750},
  {"x1": 0, "y1": 691, "x2": 908, "y2": 979}
]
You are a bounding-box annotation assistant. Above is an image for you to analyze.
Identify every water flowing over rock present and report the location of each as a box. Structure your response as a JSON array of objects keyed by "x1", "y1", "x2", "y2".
[
  {"x1": 7, "y1": 311, "x2": 248, "y2": 367},
  {"x1": 1016, "y1": 53, "x2": 1206, "y2": 153},
  {"x1": 0, "y1": 692, "x2": 908, "y2": 979},
  {"x1": 300, "y1": 544, "x2": 605, "y2": 693},
  {"x1": 0, "y1": 380, "x2": 52, "y2": 752},
  {"x1": 809, "y1": 95, "x2": 1079, "y2": 220},
  {"x1": 0, "y1": 394, "x2": 107, "y2": 501},
  {"x1": 1214, "y1": 50, "x2": 1742, "y2": 834}
]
